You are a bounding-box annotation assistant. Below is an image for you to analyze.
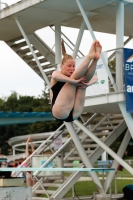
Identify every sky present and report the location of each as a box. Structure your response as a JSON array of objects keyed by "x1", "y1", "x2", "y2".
[{"x1": 0, "y1": 0, "x2": 133, "y2": 99}]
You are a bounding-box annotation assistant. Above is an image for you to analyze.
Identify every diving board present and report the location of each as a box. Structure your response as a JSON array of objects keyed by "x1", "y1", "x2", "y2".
[{"x1": 0, "y1": 167, "x2": 115, "y2": 172}]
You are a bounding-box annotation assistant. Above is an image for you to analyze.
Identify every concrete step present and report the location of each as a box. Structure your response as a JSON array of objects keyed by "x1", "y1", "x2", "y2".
[
  {"x1": 35, "y1": 189, "x2": 55, "y2": 195},
  {"x1": 102, "y1": 120, "x2": 123, "y2": 125},
  {"x1": 66, "y1": 157, "x2": 81, "y2": 160},
  {"x1": 47, "y1": 176, "x2": 64, "y2": 181},
  {"x1": 64, "y1": 163, "x2": 82, "y2": 167},
  {"x1": 43, "y1": 183, "x2": 62, "y2": 187},
  {"x1": 96, "y1": 126, "x2": 115, "y2": 131}
]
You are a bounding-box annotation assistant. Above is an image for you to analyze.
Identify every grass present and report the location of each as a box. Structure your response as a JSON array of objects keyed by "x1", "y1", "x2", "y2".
[
  {"x1": 64, "y1": 179, "x2": 133, "y2": 197},
  {"x1": 117, "y1": 168, "x2": 132, "y2": 177},
  {"x1": 41, "y1": 179, "x2": 133, "y2": 198},
  {"x1": 40, "y1": 168, "x2": 133, "y2": 198}
]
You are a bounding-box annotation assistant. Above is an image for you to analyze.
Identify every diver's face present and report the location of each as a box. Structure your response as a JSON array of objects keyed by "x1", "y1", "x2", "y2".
[{"x1": 61, "y1": 59, "x2": 75, "y2": 77}]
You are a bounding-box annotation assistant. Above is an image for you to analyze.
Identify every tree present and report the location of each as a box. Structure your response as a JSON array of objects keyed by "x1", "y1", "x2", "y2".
[
  {"x1": 108, "y1": 57, "x2": 116, "y2": 92},
  {"x1": 0, "y1": 90, "x2": 62, "y2": 155}
]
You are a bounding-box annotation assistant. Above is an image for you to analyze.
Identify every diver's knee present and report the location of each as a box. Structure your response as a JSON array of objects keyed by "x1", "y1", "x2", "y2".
[
  {"x1": 52, "y1": 106, "x2": 70, "y2": 119},
  {"x1": 73, "y1": 111, "x2": 82, "y2": 120}
]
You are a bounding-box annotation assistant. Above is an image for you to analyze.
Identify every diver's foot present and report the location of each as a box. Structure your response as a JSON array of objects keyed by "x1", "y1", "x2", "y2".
[
  {"x1": 95, "y1": 41, "x2": 102, "y2": 60},
  {"x1": 88, "y1": 40, "x2": 97, "y2": 59}
]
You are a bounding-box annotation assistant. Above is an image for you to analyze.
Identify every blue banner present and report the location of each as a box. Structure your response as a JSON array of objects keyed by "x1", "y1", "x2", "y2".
[{"x1": 123, "y1": 48, "x2": 133, "y2": 113}]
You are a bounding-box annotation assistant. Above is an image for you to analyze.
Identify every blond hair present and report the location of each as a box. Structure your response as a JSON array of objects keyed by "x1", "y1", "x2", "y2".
[{"x1": 61, "y1": 39, "x2": 74, "y2": 65}]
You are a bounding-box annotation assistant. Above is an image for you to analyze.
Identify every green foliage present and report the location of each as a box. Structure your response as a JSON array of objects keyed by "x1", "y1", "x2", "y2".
[
  {"x1": 109, "y1": 128, "x2": 133, "y2": 160},
  {"x1": 108, "y1": 57, "x2": 116, "y2": 73},
  {"x1": 0, "y1": 91, "x2": 62, "y2": 155}
]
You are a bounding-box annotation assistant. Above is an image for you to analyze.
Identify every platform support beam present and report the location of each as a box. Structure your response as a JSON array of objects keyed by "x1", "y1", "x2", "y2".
[
  {"x1": 55, "y1": 23, "x2": 62, "y2": 64},
  {"x1": 74, "y1": 120, "x2": 133, "y2": 175},
  {"x1": 116, "y1": 2, "x2": 133, "y2": 139},
  {"x1": 116, "y1": 1, "x2": 124, "y2": 91},
  {"x1": 65, "y1": 122, "x2": 104, "y2": 193},
  {"x1": 76, "y1": 0, "x2": 117, "y2": 92},
  {"x1": 103, "y1": 129, "x2": 131, "y2": 193},
  {"x1": 73, "y1": 20, "x2": 86, "y2": 58},
  {"x1": 15, "y1": 17, "x2": 50, "y2": 87}
]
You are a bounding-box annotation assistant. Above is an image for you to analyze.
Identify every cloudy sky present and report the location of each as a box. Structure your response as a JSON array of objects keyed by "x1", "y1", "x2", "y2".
[{"x1": 0, "y1": 0, "x2": 133, "y2": 98}]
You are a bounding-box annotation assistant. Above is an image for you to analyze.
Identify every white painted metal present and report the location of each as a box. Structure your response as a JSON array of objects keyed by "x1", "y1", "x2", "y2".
[
  {"x1": 27, "y1": 33, "x2": 55, "y2": 63},
  {"x1": 73, "y1": 20, "x2": 86, "y2": 58},
  {"x1": 65, "y1": 122, "x2": 104, "y2": 193},
  {"x1": 50, "y1": 26, "x2": 84, "y2": 57},
  {"x1": 115, "y1": 1, "x2": 133, "y2": 140},
  {"x1": 89, "y1": 120, "x2": 127, "y2": 165},
  {"x1": 76, "y1": 0, "x2": 117, "y2": 92},
  {"x1": 15, "y1": 17, "x2": 50, "y2": 87},
  {"x1": 52, "y1": 119, "x2": 126, "y2": 200},
  {"x1": 55, "y1": 23, "x2": 62, "y2": 64},
  {"x1": 13, "y1": 147, "x2": 15, "y2": 156},
  {"x1": 33, "y1": 137, "x2": 73, "y2": 177},
  {"x1": 116, "y1": 1, "x2": 124, "y2": 91},
  {"x1": 15, "y1": 123, "x2": 65, "y2": 170},
  {"x1": 76, "y1": 0, "x2": 95, "y2": 39},
  {"x1": 74, "y1": 120, "x2": 133, "y2": 175},
  {"x1": 1, "y1": 0, "x2": 133, "y2": 42},
  {"x1": 84, "y1": 91, "x2": 125, "y2": 113},
  {"x1": 102, "y1": 151, "x2": 108, "y2": 161},
  {"x1": 103, "y1": 129, "x2": 131, "y2": 192},
  {"x1": 108, "y1": 36, "x2": 132, "y2": 61},
  {"x1": 0, "y1": 0, "x2": 133, "y2": 198}
]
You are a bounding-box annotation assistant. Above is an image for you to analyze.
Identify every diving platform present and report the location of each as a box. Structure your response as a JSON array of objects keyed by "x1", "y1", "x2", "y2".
[
  {"x1": 0, "y1": 0, "x2": 133, "y2": 42},
  {"x1": 84, "y1": 91, "x2": 125, "y2": 114},
  {"x1": 0, "y1": 111, "x2": 54, "y2": 125},
  {"x1": 1, "y1": 1, "x2": 133, "y2": 200}
]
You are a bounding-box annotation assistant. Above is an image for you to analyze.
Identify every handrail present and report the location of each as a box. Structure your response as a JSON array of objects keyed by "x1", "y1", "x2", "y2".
[
  {"x1": 33, "y1": 113, "x2": 98, "y2": 177},
  {"x1": 12, "y1": 123, "x2": 65, "y2": 175},
  {"x1": 13, "y1": 113, "x2": 98, "y2": 177}
]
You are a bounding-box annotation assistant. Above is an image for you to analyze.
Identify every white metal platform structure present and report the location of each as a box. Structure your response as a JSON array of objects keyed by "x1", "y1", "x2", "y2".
[{"x1": 1, "y1": 0, "x2": 133, "y2": 199}]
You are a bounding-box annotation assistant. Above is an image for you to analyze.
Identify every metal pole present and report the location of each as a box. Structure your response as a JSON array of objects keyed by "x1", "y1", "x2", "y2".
[
  {"x1": 103, "y1": 129, "x2": 131, "y2": 192},
  {"x1": 73, "y1": 20, "x2": 86, "y2": 58},
  {"x1": 50, "y1": 26, "x2": 84, "y2": 57},
  {"x1": 13, "y1": 147, "x2": 15, "y2": 156},
  {"x1": 65, "y1": 122, "x2": 104, "y2": 193},
  {"x1": 55, "y1": 23, "x2": 61, "y2": 64},
  {"x1": 116, "y1": 1, "x2": 124, "y2": 91},
  {"x1": 74, "y1": 120, "x2": 133, "y2": 175},
  {"x1": 114, "y1": 173, "x2": 117, "y2": 195},
  {"x1": 76, "y1": 0, "x2": 117, "y2": 91},
  {"x1": 115, "y1": 2, "x2": 133, "y2": 140},
  {"x1": 15, "y1": 17, "x2": 50, "y2": 87}
]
